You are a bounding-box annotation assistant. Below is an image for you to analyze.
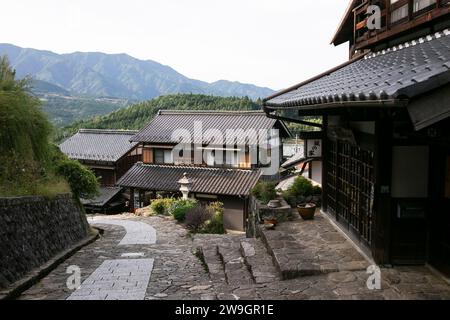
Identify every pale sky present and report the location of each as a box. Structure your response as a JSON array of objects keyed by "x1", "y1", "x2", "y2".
[{"x1": 1, "y1": 0, "x2": 350, "y2": 90}]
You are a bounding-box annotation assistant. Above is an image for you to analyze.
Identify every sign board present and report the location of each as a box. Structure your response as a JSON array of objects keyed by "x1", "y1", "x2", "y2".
[{"x1": 306, "y1": 139, "x2": 322, "y2": 158}]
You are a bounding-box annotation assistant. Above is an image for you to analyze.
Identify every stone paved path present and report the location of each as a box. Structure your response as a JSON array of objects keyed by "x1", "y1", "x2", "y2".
[
  {"x1": 66, "y1": 218, "x2": 157, "y2": 300},
  {"x1": 89, "y1": 218, "x2": 156, "y2": 245},
  {"x1": 67, "y1": 259, "x2": 154, "y2": 300},
  {"x1": 18, "y1": 215, "x2": 215, "y2": 300},
  {"x1": 17, "y1": 214, "x2": 450, "y2": 300}
]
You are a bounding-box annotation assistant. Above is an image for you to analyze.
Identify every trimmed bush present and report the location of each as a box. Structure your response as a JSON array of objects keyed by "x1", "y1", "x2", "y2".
[
  {"x1": 251, "y1": 181, "x2": 278, "y2": 204},
  {"x1": 169, "y1": 199, "x2": 197, "y2": 222},
  {"x1": 291, "y1": 176, "x2": 314, "y2": 197},
  {"x1": 283, "y1": 176, "x2": 315, "y2": 207},
  {"x1": 185, "y1": 206, "x2": 212, "y2": 233},
  {"x1": 150, "y1": 198, "x2": 175, "y2": 216},
  {"x1": 55, "y1": 159, "x2": 99, "y2": 199},
  {"x1": 202, "y1": 202, "x2": 226, "y2": 234}
]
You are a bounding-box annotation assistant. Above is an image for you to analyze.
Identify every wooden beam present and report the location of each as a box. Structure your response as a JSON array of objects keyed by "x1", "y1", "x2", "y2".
[
  {"x1": 372, "y1": 114, "x2": 393, "y2": 265},
  {"x1": 322, "y1": 115, "x2": 329, "y2": 212}
]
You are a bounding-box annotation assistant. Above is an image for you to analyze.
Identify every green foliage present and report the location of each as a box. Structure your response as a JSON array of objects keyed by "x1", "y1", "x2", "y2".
[
  {"x1": 54, "y1": 158, "x2": 100, "y2": 199},
  {"x1": 169, "y1": 199, "x2": 198, "y2": 222},
  {"x1": 313, "y1": 185, "x2": 323, "y2": 195},
  {"x1": 291, "y1": 176, "x2": 314, "y2": 197},
  {"x1": 0, "y1": 57, "x2": 52, "y2": 163},
  {"x1": 0, "y1": 150, "x2": 70, "y2": 197},
  {"x1": 202, "y1": 202, "x2": 226, "y2": 235},
  {"x1": 0, "y1": 56, "x2": 72, "y2": 197},
  {"x1": 283, "y1": 176, "x2": 315, "y2": 207},
  {"x1": 185, "y1": 206, "x2": 213, "y2": 233},
  {"x1": 252, "y1": 181, "x2": 278, "y2": 203},
  {"x1": 56, "y1": 94, "x2": 260, "y2": 142},
  {"x1": 150, "y1": 198, "x2": 175, "y2": 216},
  {"x1": 42, "y1": 95, "x2": 129, "y2": 127}
]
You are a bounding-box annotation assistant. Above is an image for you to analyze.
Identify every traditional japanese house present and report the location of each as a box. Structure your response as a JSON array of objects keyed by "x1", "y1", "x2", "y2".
[
  {"x1": 59, "y1": 129, "x2": 142, "y2": 213},
  {"x1": 263, "y1": 0, "x2": 450, "y2": 276},
  {"x1": 117, "y1": 110, "x2": 291, "y2": 231}
]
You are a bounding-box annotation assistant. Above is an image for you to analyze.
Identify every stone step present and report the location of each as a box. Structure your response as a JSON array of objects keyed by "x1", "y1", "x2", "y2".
[
  {"x1": 216, "y1": 240, "x2": 254, "y2": 286},
  {"x1": 240, "y1": 238, "x2": 281, "y2": 284},
  {"x1": 201, "y1": 246, "x2": 227, "y2": 285}
]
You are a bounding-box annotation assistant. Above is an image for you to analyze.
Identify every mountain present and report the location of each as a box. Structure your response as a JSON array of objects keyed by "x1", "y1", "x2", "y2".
[
  {"x1": 56, "y1": 94, "x2": 260, "y2": 142},
  {"x1": 0, "y1": 43, "x2": 275, "y2": 101}
]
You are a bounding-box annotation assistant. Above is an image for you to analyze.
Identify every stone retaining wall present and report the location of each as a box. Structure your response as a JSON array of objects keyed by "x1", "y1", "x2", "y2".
[{"x1": 0, "y1": 194, "x2": 90, "y2": 289}]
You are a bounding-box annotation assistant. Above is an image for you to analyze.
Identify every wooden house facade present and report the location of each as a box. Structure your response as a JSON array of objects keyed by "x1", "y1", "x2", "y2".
[
  {"x1": 59, "y1": 129, "x2": 142, "y2": 213},
  {"x1": 117, "y1": 110, "x2": 291, "y2": 231},
  {"x1": 263, "y1": 0, "x2": 450, "y2": 276}
]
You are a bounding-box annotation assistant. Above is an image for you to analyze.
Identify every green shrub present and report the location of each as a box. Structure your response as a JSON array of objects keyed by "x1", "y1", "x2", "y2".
[
  {"x1": 313, "y1": 185, "x2": 323, "y2": 195},
  {"x1": 55, "y1": 159, "x2": 99, "y2": 199},
  {"x1": 290, "y1": 176, "x2": 314, "y2": 197},
  {"x1": 202, "y1": 202, "x2": 226, "y2": 234},
  {"x1": 185, "y1": 206, "x2": 212, "y2": 233},
  {"x1": 283, "y1": 176, "x2": 314, "y2": 207},
  {"x1": 150, "y1": 198, "x2": 175, "y2": 216},
  {"x1": 251, "y1": 181, "x2": 278, "y2": 203},
  {"x1": 169, "y1": 199, "x2": 197, "y2": 222}
]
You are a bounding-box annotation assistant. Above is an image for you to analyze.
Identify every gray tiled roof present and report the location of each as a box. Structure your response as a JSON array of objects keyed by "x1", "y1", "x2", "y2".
[
  {"x1": 81, "y1": 187, "x2": 123, "y2": 207},
  {"x1": 60, "y1": 129, "x2": 139, "y2": 163},
  {"x1": 281, "y1": 150, "x2": 306, "y2": 169},
  {"x1": 117, "y1": 163, "x2": 261, "y2": 197},
  {"x1": 264, "y1": 29, "x2": 450, "y2": 109},
  {"x1": 130, "y1": 110, "x2": 291, "y2": 145}
]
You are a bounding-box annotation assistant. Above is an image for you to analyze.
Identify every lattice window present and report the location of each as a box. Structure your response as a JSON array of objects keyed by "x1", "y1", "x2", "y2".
[{"x1": 326, "y1": 140, "x2": 375, "y2": 246}]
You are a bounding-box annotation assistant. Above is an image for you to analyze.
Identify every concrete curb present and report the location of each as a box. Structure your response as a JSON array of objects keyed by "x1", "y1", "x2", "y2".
[{"x1": 0, "y1": 228, "x2": 101, "y2": 300}]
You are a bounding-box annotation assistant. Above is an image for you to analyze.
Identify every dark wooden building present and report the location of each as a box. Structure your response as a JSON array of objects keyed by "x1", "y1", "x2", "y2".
[
  {"x1": 263, "y1": 0, "x2": 450, "y2": 276},
  {"x1": 118, "y1": 110, "x2": 291, "y2": 231},
  {"x1": 59, "y1": 129, "x2": 142, "y2": 213}
]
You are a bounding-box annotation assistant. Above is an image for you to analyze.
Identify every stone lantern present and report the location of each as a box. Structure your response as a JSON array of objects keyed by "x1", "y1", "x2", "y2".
[{"x1": 178, "y1": 173, "x2": 192, "y2": 200}]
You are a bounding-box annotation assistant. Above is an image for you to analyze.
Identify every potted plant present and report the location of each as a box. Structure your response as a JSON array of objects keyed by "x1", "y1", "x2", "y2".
[
  {"x1": 252, "y1": 181, "x2": 280, "y2": 226},
  {"x1": 297, "y1": 203, "x2": 317, "y2": 220},
  {"x1": 283, "y1": 176, "x2": 320, "y2": 220}
]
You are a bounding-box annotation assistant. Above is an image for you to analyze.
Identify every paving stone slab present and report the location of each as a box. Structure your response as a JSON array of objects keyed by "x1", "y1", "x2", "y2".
[{"x1": 259, "y1": 213, "x2": 370, "y2": 280}]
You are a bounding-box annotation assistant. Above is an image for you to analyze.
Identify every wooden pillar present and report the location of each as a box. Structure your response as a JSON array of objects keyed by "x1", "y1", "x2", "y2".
[
  {"x1": 372, "y1": 114, "x2": 393, "y2": 265},
  {"x1": 321, "y1": 114, "x2": 329, "y2": 212},
  {"x1": 129, "y1": 188, "x2": 135, "y2": 213}
]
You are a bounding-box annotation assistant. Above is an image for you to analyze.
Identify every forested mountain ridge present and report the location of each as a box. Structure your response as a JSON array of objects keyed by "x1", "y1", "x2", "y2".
[
  {"x1": 56, "y1": 94, "x2": 261, "y2": 142},
  {"x1": 0, "y1": 43, "x2": 275, "y2": 101}
]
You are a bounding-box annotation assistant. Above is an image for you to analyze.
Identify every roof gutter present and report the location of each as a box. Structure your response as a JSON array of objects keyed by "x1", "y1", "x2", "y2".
[{"x1": 264, "y1": 99, "x2": 408, "y2": 112}]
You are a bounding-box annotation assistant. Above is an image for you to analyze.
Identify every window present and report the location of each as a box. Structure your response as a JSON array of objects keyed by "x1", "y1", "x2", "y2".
[
  {"x1": 154, "y1": 149, "x2": 173, "y2": 164},
  {"x1": 143, "y1": 148, "x2": 153, "y2": 164},
  {"x1": 154, "y1": 149, "x2": 164, "y2": 164},
  {"x1": 413, "y1": 0, "x2": 436, "y2": 13},
  {"x1": 164, "y1": 150, "x2": 173, "y2": 164},
  {"x1": 391, "y1": 3, "x2": 409, "y2": 23}
]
